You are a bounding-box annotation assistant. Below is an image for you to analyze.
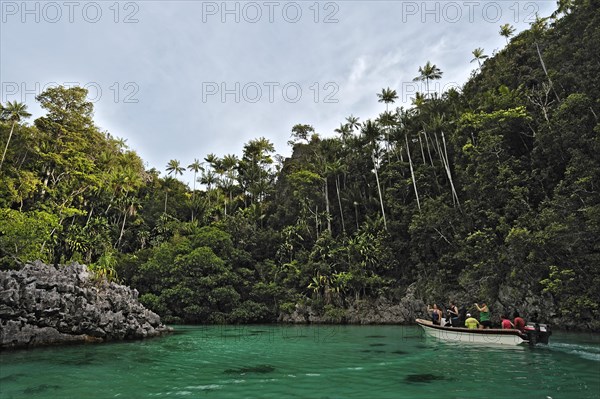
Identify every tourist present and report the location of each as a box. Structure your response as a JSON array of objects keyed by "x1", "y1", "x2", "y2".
[
  {"x1": 427, "y1": 304, "x2": 443, "y2": 325},
  {"x1": 465, "y1": 313, "x2": 480, "y2": 329},
  {"x1": 513, "y1": 312, "x2": 526, "y2": 332},
  {"x1": 501, "y1": 314, "x2": 514, "y2": 329},
  {"x1": 448, "y1": 302, "x2": 460, "y2": 327},
  {"x1": 475, "y1": 302, "x2": 491, "y2": 328}
]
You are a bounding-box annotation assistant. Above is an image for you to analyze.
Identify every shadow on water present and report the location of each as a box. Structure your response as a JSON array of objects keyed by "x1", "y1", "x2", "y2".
[
  {"x1": 369, "y1": 343, "x2": 386, "y2": 347},
  {"x1": 404, "y1": 374, "x2": 446, "y2": 384},
  {"x1": 390, "y1": 350, "x2": 408, "y2": 355},
  {"x1": 58, "y1": 355, "x2": 97, "y2": 366},
  {"x1": 0, "y1": 373, "x2": 26, "y2": 383},
  {"x1": 23, "y1": 384, "x2": 61, "y2": 394},
  {"x1": 223, "y1": 365, "x2": 276, "y2": 374}
]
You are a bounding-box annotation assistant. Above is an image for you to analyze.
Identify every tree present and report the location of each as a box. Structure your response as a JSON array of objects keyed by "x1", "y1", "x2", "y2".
[
  {"x1": 345, "y1": 115, "x2": 360, "y2": 132},
  {"x1": 221, "y1": 154, "x2": 239, "y2": 215},
  {"x1": 376, "y1": 87, "x2": 398, "y2": 112},
  {"x1": 470, "y1": 47, "x2": 488, "y2": 68},
  {"x1": 413, "y1": 61, "x2": 443, "y2": 98},
  {"x1": 166, "y1": 159, "x2": 184, "y2": 178},
  {"x1": 164, "y1": 159, "x2": 184, "y2": 213},
  {"x1": 187, "y1": 159, "x2": 203, "y2": 221},
  {"x1": 500, "y1": 23, "x2": 515, "y2": 44},
  {"x1": 0, "y1": 101, "x2": 32, "y2": 171},
  {"x1": 290, "y1": 124, "x2": 315, "y2": 144},
  {"x1": 188, "y1": 159, "x2": 203, "y2": 191},
  {"x1": 334, "y1": 123, "x2": 351, "y2": 145},
  {"x1": 361, "y1": 120, "x2": 387, "y2": 231}
]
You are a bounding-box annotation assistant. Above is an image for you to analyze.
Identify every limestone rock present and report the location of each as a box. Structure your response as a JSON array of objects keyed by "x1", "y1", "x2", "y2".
[{"x1": 0, "y1": 261, "x2": 172, "y2": 350}]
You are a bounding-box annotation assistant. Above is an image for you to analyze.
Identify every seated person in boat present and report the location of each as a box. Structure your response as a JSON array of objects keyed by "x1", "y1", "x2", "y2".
[
  {"x1": 501, "y1": 314, "x2": 514, "y2": 329},
  {"x1": 447, "y1": 302, "x2": 460, "y2": 327},
  {"x1": 513, "y1": 312, "x2": 526, "y2": 332},
  {"x1": 465, "y1": 313, "x2": 480, "y2": 329},
  {"x1": 475, "y1": 302, "x2": 491, "y2": 328},
  {"x1": 427, "y1": 304, "x2": 443, "y2": 325}
]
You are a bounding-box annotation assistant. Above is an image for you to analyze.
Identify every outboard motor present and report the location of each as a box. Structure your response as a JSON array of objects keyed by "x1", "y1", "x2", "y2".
[{"x1": 524, "y1": 322, "x2": 552, "y2": 345}]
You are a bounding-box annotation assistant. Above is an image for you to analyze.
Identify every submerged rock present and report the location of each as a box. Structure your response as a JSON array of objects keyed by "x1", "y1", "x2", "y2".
[
  {"x1": 404, "y1": 373, "x2": 445, "y2": 383},
  {"x1": 224, "y1": 365, "x2": 276, "y2": 374},
  {"x1": 0, "y1": 261, "x2": 172, "y2": 350}
]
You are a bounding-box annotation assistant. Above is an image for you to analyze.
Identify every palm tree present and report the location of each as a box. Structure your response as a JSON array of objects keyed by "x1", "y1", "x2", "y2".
[
  {"x1": 411, "y1": 92, "x2": 426, "y2": 109},
  {"x1": 221, "y1": 154, "x2": 239, "y2": 215},
  {"x1": 376, "y1": 87, "x2": 398, "y2": 112},
  {"x1": 188, "y1": 159, "x2": 203, "y2": 190},
  {"x1": 334, "y1": 123, "x2": 351, "y2": 145},
  {"x1": 413, "y1": 61, "x2": 443, "y2": 98},
  {"x1": 164, "y1": 159, "x2": 184, "y2": 213},
  {"x1": 499, "y1": 23, "x2": 515, "y2": 44},
  {"x1": 361, "y1": 120, "x2": 387, "y2": 231},
  {"x1": 0, "y1": 101, "x2": 32, "y2": 171},
  {"x1": 345, "y1": 115, "x2": 360, "y2": 132},
  {"x1": 166, "y1": 159, "x2": 184, "y2": 178},
  {"x1": 188, "y1": 159, "x2": 203, "y2": 221},
  {"x1": 470, "y1": 47, "x2": 488, "y2": 68},
  {"x1": 200, "y1": 169, "x2": 217, "y2": 207}
]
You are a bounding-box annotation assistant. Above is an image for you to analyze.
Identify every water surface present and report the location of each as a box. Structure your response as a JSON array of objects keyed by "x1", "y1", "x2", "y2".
[{"x1": 1, "y1": 325, "x2": 598, "y2": 398}]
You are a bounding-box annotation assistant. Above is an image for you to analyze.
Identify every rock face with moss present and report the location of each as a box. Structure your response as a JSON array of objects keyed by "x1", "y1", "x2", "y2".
[{"x1": 0, "y1": 261, "x2": 171, "y2": 350}]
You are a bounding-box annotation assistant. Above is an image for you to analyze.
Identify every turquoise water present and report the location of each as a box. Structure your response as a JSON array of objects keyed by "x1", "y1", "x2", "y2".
[{"x1": 1, "y1": 325, "x2": 598, "y2": 398}]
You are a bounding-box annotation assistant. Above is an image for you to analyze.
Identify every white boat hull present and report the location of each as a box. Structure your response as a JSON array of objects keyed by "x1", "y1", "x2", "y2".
[{"x1": 416, "y1": 318, "x2": 527, "y2": 345}]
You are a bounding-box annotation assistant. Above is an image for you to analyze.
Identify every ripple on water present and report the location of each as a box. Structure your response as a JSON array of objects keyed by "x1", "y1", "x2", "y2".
[
  {"x1": 549, "y1": 342, "x2": 600, "y2": 361},
  {"x1": 184, "y1": 384, "x2": 223, "y2": 390}
]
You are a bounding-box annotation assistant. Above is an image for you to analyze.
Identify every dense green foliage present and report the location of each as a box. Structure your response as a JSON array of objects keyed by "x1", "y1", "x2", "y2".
[{"x1": 1, "y1": 1, "x2": 598, "y2": 324}]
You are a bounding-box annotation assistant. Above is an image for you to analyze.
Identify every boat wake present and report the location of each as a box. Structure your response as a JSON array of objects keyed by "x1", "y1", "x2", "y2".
[{"x1": 547, "y1": 342, "x2": 600, "y2": 362}]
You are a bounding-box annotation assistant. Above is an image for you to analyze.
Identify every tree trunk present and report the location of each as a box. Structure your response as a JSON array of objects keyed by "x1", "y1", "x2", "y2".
[
  {"x1": 405, "y1": 134, "x2": 421, "y2": 212},
  {"x1": 335, "y1": 176, "x2": 345, "y2": 233},
  {"x1": 324, "y1": 177, "x2": 331, "y2": 234},
  {"x1": 372, "y1": 152, "x2": 388, "y2": 231},
  {"x1": 535, "y1": 42, "x2": 561, "y2": 103},
  {"x1": 117, "y1": 208, "x2": 128, "y2": 248},
  {"x1": 0, "y1": 121, "x2": 16, "y2": 171}
]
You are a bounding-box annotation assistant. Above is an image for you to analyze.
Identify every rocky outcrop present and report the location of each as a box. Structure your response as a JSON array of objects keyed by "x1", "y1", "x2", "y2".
[
  {"x1": 279, "y1": 284, "x2": 427, "y2": 324},
  {"x1": 0, "y1": 261, "x2": 172, "y2": 350}
]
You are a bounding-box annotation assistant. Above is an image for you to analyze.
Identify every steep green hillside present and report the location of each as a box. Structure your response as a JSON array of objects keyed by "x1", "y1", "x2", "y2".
[{"x1": 1, "y1": 0, "x2": 598, "y2": 328}]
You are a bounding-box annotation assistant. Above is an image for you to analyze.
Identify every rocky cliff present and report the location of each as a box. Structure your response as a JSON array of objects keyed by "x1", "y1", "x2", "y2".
[
  {"x1": 0, "y1": 261, "x2": 171, "y2": 350},
  {"x1": 279, "y1": 283, "x2": 599, "y2": 331},
  {"x1": 279, "y1": 284, "x2": 427, "y2": 324}
]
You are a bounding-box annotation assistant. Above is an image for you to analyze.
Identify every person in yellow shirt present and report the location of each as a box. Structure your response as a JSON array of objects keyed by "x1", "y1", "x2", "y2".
[{"x1": 465, "y1": 313, "x2": 480, "y2": 329}]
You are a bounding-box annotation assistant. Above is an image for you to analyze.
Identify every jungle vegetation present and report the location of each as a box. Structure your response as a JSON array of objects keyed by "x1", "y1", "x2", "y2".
[{"x1": 1, "y1": 0, "x2": 598, "y2": 324}]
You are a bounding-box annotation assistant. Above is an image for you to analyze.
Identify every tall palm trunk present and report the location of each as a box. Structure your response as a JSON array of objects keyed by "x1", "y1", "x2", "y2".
[
  {"x1": 0, "y1": 121, "x2": 17, "y2": 171},
  {"x1": 405, "y1": 134, "x2": 421, "y2": 212},
  {"x1": 434, "y1": 133, "x2": 461, "y2": 209},
  {"x1": 324, "y1": 178, "x2": 332, "y2": 234},
  {"x1": 372, "y1": 152, "x2": 387, "y2": 231},
  {"x1": 535, "y1": 42, "x2": 561, "y2": 103},
  {"x1": 335, "y1": 176, "x2": 345, "y2": 233},
  {"x1": 191, "y1": 171, "x2": 197, "y2": 222}
]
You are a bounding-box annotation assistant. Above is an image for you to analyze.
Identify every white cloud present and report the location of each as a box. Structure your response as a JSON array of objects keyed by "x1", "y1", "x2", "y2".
[{"x1": 1, "y1": 0, "x2": 558, "y2": 184}]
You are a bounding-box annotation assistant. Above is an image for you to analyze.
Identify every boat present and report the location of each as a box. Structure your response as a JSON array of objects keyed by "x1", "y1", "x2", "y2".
[{"x1": 415, "y1": 318, "x2": 551, "y2": 346}]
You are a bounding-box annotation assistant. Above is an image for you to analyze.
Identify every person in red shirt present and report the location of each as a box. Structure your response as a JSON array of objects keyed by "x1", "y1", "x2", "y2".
[
  {"x1": 513, "y1": 312, "x2": 526, "y2": 332},
  {"x1": 501, "y1": 314, "x2": 514, "y2": 329}
]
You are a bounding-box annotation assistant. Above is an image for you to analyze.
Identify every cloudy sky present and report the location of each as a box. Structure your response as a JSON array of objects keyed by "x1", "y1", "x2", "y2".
[{"x1": 1, "y1": 0, "x2": 556, "y2": 185}]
